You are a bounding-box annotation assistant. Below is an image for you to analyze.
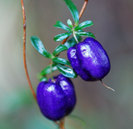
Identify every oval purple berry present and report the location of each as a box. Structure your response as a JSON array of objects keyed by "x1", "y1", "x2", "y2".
[
  {"x1": 67, "y1": 46, "x2": 91, "y2": 81},
  {"x1": 67, "y1": 37, "x2": 110, "y2": 81},
  {"x1": 37, "y1": 74, "x2": 76, "y2": 121},
  {"x1": 55, "y1": 74, "x2": 76, "y2": 115}
]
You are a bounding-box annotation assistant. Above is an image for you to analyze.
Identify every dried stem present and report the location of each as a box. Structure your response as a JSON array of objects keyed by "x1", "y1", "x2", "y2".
[
  {"x1": 21, "y1": 0, "x2": 37, "y2": 101},
  {"x1": 61, "y1": 0, "x2": 89, "y2": 45},
  {"x1": 100, "y1": 80, "x2": 115, "y2": 92},
  {"x1": 79, "y1": 0, "x2": 89, "y2": 19}
]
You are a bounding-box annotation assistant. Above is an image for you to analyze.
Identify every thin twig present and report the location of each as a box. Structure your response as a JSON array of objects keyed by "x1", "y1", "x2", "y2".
[
  {"x1": 61, "y1": 0, "x2": 89, "y2": 45},
  {"x1": 79, "y1": 0, "x2": 89, "y2": 19},
  {"x1": 61, "y1": 37, "x2": 69, "y2": 45},
  {"x1": 21, "y1": 0, "x2": 37, "y2": 101}
]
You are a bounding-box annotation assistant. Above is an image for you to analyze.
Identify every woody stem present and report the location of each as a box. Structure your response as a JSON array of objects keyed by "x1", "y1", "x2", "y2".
[{"x1": 21, "y1": 0, "x2": 37, "y2": 101}]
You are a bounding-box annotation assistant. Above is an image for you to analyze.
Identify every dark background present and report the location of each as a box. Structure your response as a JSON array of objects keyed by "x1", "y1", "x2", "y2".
[{"x1": 0, "y1": 0, "x2": 133, "y2": 129}]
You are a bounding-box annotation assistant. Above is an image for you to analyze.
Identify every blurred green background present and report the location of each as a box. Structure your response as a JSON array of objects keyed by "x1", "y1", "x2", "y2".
[{"x1": 0, "y1": 0, "x2": 133, "y2": 129}]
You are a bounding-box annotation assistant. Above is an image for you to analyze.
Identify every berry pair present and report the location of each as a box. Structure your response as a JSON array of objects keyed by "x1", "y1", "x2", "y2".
[{"x1": 37, "y1": 37, "x2": 111, "y2": 121}]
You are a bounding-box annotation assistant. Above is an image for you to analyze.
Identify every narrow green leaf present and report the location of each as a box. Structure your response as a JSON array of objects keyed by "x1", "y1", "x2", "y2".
[
  {"x1": 53, "y1": 45, "x2": 68, "y2": 56},
  {"x1": 75, "y1": 32, "x2": 96, "y2": 39},
  {"x1": 63, "y1": 0, "x2": 79, "y2": 24},
  {"x1": 57, "y1": 64, "x2": 77, "y2": 78},
  {"x1": 53, "y1": 57, "x2": 71, "y2": 66},
  {"x1": 40, "y1": 77, "x2": 48, "y2": 82},
  {"x1": 64, "y1": 36, "x2": 82, "y2": 49},
  {"x1": 67, "y1": 19, "x2": 73, "y2": 28},
  {"x1": 75, "y1": 20, "x2": 94, "y2": 30},
  {"x1": 40, "y1": 64, "x2": 57, "y2": 76},
  {"x1": 54, "y1": 21, "x2": 71, "y2": 31},
  {"x1": 54, "y1": 32, "x2": 71, "y2": 42},
  {"x1": 30, "y1": 36, "x2": 52, "y2": 58},
  {"x1": 37, "y1": 73, "x2": 48, "y2": 82},
  {"x1": 53, "y1": 36, "x2": 82, "y2": 55}
]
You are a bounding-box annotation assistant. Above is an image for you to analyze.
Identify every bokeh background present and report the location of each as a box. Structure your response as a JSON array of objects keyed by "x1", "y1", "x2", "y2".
[{"x1": 0, "y1": 0, "x2": 133, "y2": 129}]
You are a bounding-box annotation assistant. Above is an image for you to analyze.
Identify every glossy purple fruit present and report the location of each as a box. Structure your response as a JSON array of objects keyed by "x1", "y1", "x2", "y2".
[
  {"x1": 67, "y1": 37, "x2": 110, "y2": 81},
  {"x1": 67, "y1": 46, "x2": 90, "y2": 81},
  {"x1": 37, "y1": 74, "x2": 76, "y2": 121},
  {"x1": 55, "y1": 74, "x2": 76, "y2": 115}
]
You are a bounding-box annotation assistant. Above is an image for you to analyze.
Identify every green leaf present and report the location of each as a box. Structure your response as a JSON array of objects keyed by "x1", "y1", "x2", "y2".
[
  {"x1": 57, "y1": 64, "x2": 77, "y2": 78},
  {"x1": 40, "y1": 77, "x2": 48, "y2": 82},
  {"x1": 30, "y1": 36, "x2": 52, "y2": 58},
  {"x1": 64, "y1": 36, "x2": 82, "y2": 49},
  {"x1": 75, "y1": 32, "x2": 96, "y2": 39},
  {"x1": 40, "y1": 64, "x2": 57, "y2": 76},
  {"x1": 54, "y1": 21, "x2": 71, "y2": 31},
  {"x1": 63, "y1": 0, "x2": 79, "y2": 24},
  {"x1": 53, "y1": 57, "x2": 71, "y2": 66},
  {"x1": 54, "y1": 32, "x2": 71, "y2": 42},
  {"x1": 75, "y1": 20, "x2": 94, "y2": 30},
  {"x1": 53, "y1": 45, "x2": 68, "y2": 56},
  {"x1": 53, "y1": 36, "x2": 82, "y2": 55},
  {"x1": 67, "y1": 19, "x2": 73, "y2": 28}
]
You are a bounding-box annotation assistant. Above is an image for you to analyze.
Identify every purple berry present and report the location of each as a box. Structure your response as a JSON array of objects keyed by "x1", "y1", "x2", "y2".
[
  {"x1": 37, "y1": 74, "x2": 76, "y2": 121},
  {"x1": 55, "y1": 74, "x2": 76, "y2": 115},
  {"x1": 67, "y1": 37, "x2": 110, "y2": 81},
  {"x1": 67, "y1": 46, "x2": 91, "y2": 81}
]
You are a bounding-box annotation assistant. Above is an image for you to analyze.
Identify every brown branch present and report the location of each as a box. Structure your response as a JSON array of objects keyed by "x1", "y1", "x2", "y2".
[
  {"x1": 79, "y1": 0, "x2": 88, "y2": 19},
  {"x1": 61, "y1": 37, "x2": 69, "y2": 45},
  {"x1": 61, "y1": 0, "x2": 89, "y2": 45},
  {"x1": 21, "y1": 0, "x2": 37, "y2": 101}
]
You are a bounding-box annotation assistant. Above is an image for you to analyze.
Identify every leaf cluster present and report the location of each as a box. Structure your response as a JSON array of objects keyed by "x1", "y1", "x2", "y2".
[{"x1": 30, "y1": 0, "x2": 95, "y2": 80}]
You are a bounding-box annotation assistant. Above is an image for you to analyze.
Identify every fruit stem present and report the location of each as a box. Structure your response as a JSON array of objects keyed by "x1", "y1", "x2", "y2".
[
  {"x1": 61, "y1": 0, "x2": 89, "y2": 45},
  {"x1": 49, "y1": 60, "x2": 54, "y2": 81},
  {"x1": 59, "y1": 118, "x2": 65, "y2": 129},
  {"x1": 54, "y1": 119, "x2": 65, "y2": 129},
  {"x1": 73, "y1": 31, "x2": 79, "y2": 43},
  {"x1": 100, "y1": 80, "x2": 115, "y2": 92},
  {"x1": 21, "y1": 0, "x2": 37, "y2": 101}
]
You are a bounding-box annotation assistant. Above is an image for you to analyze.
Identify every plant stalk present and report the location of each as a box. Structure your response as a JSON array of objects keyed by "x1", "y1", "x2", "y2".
[{"x1": 21, "y1": 0, "x2": 37, "y2": 101}]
